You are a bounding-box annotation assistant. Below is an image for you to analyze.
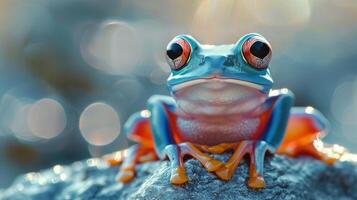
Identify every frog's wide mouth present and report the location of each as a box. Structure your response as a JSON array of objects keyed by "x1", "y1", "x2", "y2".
[
  {"x1": 171, "y1": 77, "x2": 268, "y2": 115},
  {"x1": 171, "y1": 78, "x2": 264, "y2": 92}
]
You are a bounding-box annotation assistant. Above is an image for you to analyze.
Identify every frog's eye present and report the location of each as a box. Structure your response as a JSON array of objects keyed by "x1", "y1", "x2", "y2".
[
  {"x1": 166, "y1": 38, "x2": 191, "y2": 70},
  {"x1": 241, "y1": 36, "x2": 272, "y2": 70}
]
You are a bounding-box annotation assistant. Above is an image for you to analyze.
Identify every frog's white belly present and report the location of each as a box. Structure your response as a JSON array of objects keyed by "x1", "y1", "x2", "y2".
[
  {"x1": 171, "y1": 78, "x2": 270, "y2": 145},
  {"x1": 176, "y1": 116, "x2": 262, "y2": 145}
]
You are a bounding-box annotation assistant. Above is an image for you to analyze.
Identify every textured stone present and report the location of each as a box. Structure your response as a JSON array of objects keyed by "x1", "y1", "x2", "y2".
[{"x1": 1, "y1": 154, "x2": 357, "y2": 200}]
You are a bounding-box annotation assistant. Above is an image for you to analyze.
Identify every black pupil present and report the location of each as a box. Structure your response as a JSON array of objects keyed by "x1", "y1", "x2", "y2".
[
  {"x1": 250, "y1": 41, "x2": 270, "y2": 59},
  {"x1": 167, "y1": 43, "x2": 183, "y2": 60}
]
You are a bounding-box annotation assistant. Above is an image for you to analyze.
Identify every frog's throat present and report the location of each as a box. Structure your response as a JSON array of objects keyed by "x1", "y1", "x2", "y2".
[{"x1": 171, "y1": 78, "x2": 264, "y2": 92}]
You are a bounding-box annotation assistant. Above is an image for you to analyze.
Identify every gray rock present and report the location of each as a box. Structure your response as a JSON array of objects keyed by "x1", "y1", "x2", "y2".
[{"x1": 1, "y1": 154, "x2": 357, "y2": 200}]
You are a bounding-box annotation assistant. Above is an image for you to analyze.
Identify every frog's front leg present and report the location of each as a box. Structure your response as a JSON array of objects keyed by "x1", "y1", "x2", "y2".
[
  {"x1": 215, "y1": 89, "x2": 294, "y2": 189},
  {"x1": 251, "y1": 89, "x2": 294, "y2": 188},
  {"x1": 148, "y1": 95, "x2": 224, "y2": 184}
]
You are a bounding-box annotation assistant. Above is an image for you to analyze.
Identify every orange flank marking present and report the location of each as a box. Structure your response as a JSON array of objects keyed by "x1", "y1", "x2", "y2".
[
  {"x1": 127, "y1": 119, "x2": 154, "y2": 148},
  {"x1": 278, "y1": 115, "x2": 323, "y2": 157},
  {"x1": 277, "y1": 114, "x2": 345, "y2": 165}
]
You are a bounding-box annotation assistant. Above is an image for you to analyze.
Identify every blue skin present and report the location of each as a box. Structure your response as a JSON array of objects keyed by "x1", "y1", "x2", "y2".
[
  {"x1": 108, "y1": 33, "x2": 342, "y2": 189},
  {"x1": 116, "y1": 33, "x2": 335, "y2": 189},
  {"x1": 149, "y1": 34, "x2": 293, "y2": 153},
  {"x1": 124, "y1": 33, "x2": 295, "y2": 185},
  {"x1": 167, "y1": 34, "x2": 274, "y2": 93}
]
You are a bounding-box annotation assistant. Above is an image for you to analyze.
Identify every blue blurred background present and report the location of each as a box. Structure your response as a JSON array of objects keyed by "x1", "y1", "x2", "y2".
[{"x1": 0, "y1": 0, "x2": 356, "y2": 188}]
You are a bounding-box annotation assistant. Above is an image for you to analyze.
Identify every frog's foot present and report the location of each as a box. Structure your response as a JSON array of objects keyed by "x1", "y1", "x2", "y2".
[
  {"x1": 164, "y1": 143, "x2": 224, "y2": 185},
  {"x1": 214, "y1": 141, "x2": 252, "y2": 181},
  {"x1": 180, "y1": 142, "x2": 224, "y2": 172},
  {"x1": 199, "y1": 143, "x2": 236, "y2": 154},
  {"x1": 104, "y1": 149, "x2": 128, "y2": 167},
  {"x1": 215, "y1": 141, "x2": 273, "y2": 189},
  {"x1": 277, "y1": 107, "x2": 348, "y2": 165},
  {"x1": 164, "y1": 145, "x2": 187, "y2": 185},
  {"x1": 307, "y1": 139, "x2": 347, "y2": 165},
  {"x1": 106, "y1": 144, "x2": 157, "y2": 183}
]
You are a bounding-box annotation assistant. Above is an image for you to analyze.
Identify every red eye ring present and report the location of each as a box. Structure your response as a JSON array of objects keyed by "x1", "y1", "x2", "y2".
[
  {"x1": 166, "y1": 38, "x2": 191, "y2": 70},
  {"x1": 242, "y1": 36, "x2": 272, "y2": 70}
]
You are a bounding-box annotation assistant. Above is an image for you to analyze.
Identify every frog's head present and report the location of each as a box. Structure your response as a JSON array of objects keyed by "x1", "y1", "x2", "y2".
[{"x1": 165, "y1": 33, "x2": 274, "y2": 115}]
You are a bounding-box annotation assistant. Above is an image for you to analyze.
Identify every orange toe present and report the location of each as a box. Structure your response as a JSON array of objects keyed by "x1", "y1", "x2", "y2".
[
  {"x1": 203, "y1": 158, "x2": 224, "y2": 172},
  {"x1": 215, "y1": 165, "x2": 234, "y2": 181},
  {"x1": 247, "y1": 175, "x2": 265, "y2": 189},
  {"x1": 117, "y1": 167, "x2": 135, "y2": 183},
  {"x1": 104, "y1": 150, "x2": 127, "y2": 166},
  {"x1": 107, "y1": 158, "x2": 123, "y2": 167},
  {"x1": 170, "y1": 167, "x2": 188, "y2": 185}
]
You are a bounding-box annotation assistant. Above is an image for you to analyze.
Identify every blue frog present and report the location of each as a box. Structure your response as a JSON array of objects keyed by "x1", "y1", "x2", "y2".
[{"x1": 105, "y1": 33, "x2": 345, "y2": 189}]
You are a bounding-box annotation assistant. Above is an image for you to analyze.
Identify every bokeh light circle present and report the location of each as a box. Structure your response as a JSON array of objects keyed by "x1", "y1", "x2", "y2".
[
  {"x1": 9, "y1": 103, "x2": 39, "y2": 141},
  {"x1": 80, "y1": 20, "x2": 142, "y2": 75},
  {"x1": 330, "y1": 80, "x2": 357, "y2": 125},
  {"x1": 79, "y1": 102, "x2": 121, "y2": 146},
  {"x1": 28, "y1": 98, "x2": 67, "y2": 139}
]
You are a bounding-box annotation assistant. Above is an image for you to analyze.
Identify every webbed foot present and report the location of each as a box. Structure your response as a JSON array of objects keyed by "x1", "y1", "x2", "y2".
[
  {"x1": 214, "y1": 141, "x2": 273, "y2": 189},
  {"x1": 164, "y1": 143, "x2": 224, "y2": 185},
  {"x1": 247, "y1": 175, "x2": 265, "y2": 189},
  {"x1": 180, "y1": 142, "x2": 224, "y2": 172},
  {"x1": 214, "y1": 141, "x2": 252, "y2": 180},
  {"x1": 104, "y1": 144, "x2": 157, "y2": 183},
  {"x1": 117, "y1": 167, "x2": 136, "y2": 183},
  {"x1": 170, "y1": 166, "x2": 188, "y2": 185},
  {"x1": 104, "y1": 149, "x2": 128, "y2": 167},
  {"x1": 199, "y1": 143, "x2": 235, "y2": 154}
]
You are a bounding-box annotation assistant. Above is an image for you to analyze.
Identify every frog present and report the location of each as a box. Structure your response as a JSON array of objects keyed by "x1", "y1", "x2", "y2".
[{"x1": 105, "y1": 33, "x2": 346, "y2": 189}]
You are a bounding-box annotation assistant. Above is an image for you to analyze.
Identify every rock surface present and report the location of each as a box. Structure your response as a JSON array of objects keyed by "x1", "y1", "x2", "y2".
[{"x1": 1, "y1": 154, "x2": 357, "y2": 200}]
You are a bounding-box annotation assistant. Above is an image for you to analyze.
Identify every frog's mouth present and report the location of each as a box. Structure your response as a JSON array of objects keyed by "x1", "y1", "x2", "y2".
[
  {"x1": 172, "y1": 78, "x2": 268, "y2": 115},
  {"x1": 171, "y1": 78, "x2": 264, "y2": 92}
]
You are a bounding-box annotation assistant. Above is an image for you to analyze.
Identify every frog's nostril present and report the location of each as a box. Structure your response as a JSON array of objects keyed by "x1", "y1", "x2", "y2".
[{"x1": 223, "y1": 55, "x2": 235, "y2": 66}]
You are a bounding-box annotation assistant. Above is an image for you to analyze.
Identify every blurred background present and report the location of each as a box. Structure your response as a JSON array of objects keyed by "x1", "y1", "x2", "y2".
[{"x1": 0, "y1": 0, "x2": 356, "y2": 188}]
